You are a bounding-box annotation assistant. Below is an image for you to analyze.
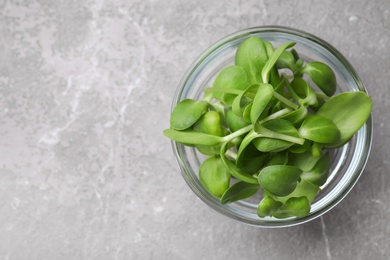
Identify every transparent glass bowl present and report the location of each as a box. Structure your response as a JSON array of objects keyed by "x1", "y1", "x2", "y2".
[{"x1": 170, "y1": 26, "x2": 372, "y2": 227}]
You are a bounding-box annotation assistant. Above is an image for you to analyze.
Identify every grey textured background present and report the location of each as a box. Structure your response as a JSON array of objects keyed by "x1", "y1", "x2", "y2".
[{"x1": 0, "y1": 0, "x2": 389, "y2": 259}]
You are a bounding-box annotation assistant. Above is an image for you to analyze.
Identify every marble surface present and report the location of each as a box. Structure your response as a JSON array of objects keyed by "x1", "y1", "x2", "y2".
[{"x1": 0, "y1": 0, "x2": 389, "y2": 259}]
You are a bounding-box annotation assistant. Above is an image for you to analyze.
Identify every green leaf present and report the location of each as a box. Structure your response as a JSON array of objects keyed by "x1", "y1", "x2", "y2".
[
  {"x1": 220, "y1": 142, "x2": 258, "y2": 184},
  {"x1": 237, "y1": 153, "x2": 268, "y2": 174},
  {"x1": 257, "y1": 196, "x2": 283, "y2": 218},
  {"x1": 258, "y1": 165, "x2": 303, "y2": 196},
  {"x1": 262, "y1": 41, "x2": 295, "y2": 83},
  {"x1": 209, "y1": 102, "x2": 229, "y2": 129},
  {"x1": 232, "y1": 84, "x2": 258, "y2": 116},
  {"x1": 272, "y1": 196, "x2": 311, "y2": 218},
  {"x1": 276, "y1": 50, "x2": 296, "y2": 70},
  {"x1": 288, "y1": 149, "x2": 322, "y2": 172},
  {"x1": 280, "y1": 105, "x2": 308, "y2": 127},
  {"x1": 311, "y1": 142, "x2": 322, "y2": 158},
  {"x1": 316, "y1": 91, "x2": 373, "y2": 147},
  {"x1": 302, "y1": 61, "x2": 337, "y2": 97},
  {"x1": 291, "y1": 49, "x2": 300, "y2": 62},
  {"x1": 242, "y1": 102, "x2": 253, "y2": 123},
  {"x1": 220, "y1": 181, "x2": 260, "y2": 204},
  {"x1": 250, "y1": 83, "x2": 274, "y2": 124},
  {"x1": 163, "y1": 129, "x2": 223, "y2": 146},
  {"x1": 235, "y1": 132, "x2": 268, "y2": 174},
  {"x1": 265, "y1": 151, "x2": 288, "y2": 167},
  {"x1": 199, "y1": 156, "x2": 230, "y2": 198},
  {"x1": 226, "y1": 109, "x2": 250, "y2": 132},
  {"x1": 264, "y1": 41, "x2": 283, "y2": 89},
  {"x1": 301, "y1": 152, "x2": 330, "y2": 186},
  {"x1": 193, "y1": 111, "x2": 224, "y2": 136},
  {"x1": 289, "y1": 139, "x2": 312, "y2": 153},
  {"x1": 269, "y1": 179, "x2": 319, "y2": 204},
  {"x1": 298, "y1": 115, "x2": 341, "y2": 144},
  {"x1": 212, "y1": 65, "x2": 249, "y2": 105},
  {"x1": 193, "y1": 111, "x2": 225, "y2": 155},
  {"x1": 170, "y1": 99, "x2": 209, "y2": 130},
  {"x1": 236, "y1": 130, "x2": 260, "y2": 163},
  {"x1": 289, "y1": 77, "x2": 318, "y2": 106},
  {"x1": 235, "y1": 36, "x2": 268, "y2": 84}
]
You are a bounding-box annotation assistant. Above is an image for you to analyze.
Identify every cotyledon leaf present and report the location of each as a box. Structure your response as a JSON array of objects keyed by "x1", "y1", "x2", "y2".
[
  {"x1": 298, "y1": 115, "x2": 341, "y2": 144},
  {"x1": 193, "y1": 111, "x2": 225, "y2": 155},
  {"x1": 220, "y1": 141, "x2": 258, "y2": 184},
  {"x1": 258, "y1": 165, "x2": 303, "y2": 197},
  {"x1": 289, "y1": 77, "x2": 318, "y2": 107},
  {"x1": 163, "y1": 129, "x2": 223, "y2": 146},
  {"x1": 170, "y1": 99, "x2": 209, "y2": 130},
  {"x1": 250, "y1": 83, "x2": 274, "y2": 124},
  {"x1": 272, "y1": 196, "x2": 311, "y2": 219},
  {"x1": 316, "y1": 91, "x2": 373, "y2": 148},
  {"x1": 300, "y1": 152, "x2": 331, "y2": 187},
  {"x1": 302, "y1": 61, "x2": 337, "y2": 97},
  {"x1": 235, "y1": 36, "x2": 268, "y2": 84},
  {"x1": 232, "y1": 83, "x2": 258, "y2": 116},
  {"x1": 220, "y1": 181, "x2": 260, "y2": 204},
  {"x1": 199, "y1": 156, "x2": 230, "y2": 198},
  {"x1": 211, "y1": 65, "x2": 249, "y2": 105},
  {"x1": 280, "y1": 105, "x2": 308, "y2": 127},
  {"x1": 261, "y1": 41, "x2": 296, "y2": 84},
  {"x1": 257, "y1": 196, "x2": 283, "y2": 218}
]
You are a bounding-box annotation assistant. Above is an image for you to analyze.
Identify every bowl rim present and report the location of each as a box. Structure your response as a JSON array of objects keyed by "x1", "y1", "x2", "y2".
[{"x1": 170, "y1": 25, "x2": 373, "y2": 228}]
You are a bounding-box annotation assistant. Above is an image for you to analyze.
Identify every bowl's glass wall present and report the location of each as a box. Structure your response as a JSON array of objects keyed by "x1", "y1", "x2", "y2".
[{"x1": 171, "y1": 26, "x2": 372, "y2": 227}]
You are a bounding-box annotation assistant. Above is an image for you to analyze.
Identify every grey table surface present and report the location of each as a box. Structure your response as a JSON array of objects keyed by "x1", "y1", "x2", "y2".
[{"x1": 1, "y1": 0, "x2": 389, "y2": 259}]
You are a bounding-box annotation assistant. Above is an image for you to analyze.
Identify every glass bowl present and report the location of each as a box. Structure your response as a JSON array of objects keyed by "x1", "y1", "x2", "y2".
[{"x1": 170, "y1": 26, "x2": 373, "y2": 227}]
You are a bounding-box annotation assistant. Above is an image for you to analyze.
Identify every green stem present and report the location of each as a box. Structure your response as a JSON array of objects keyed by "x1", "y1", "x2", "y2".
[
  {"x1": 273, "y1": 91, "x2": 299, "y2": 110},
  {"x1": 203, "y1": 92, "x2": 213, "y2": 102},
  {"x1": 258, "y1": 108, "x2": 292, "y2": 124},
  {"x1": 204, "y1": 88, "x2": 256, "y2": 99},
  {"x1": 256, "y1": 125, "x2": 305, "y2": 145},
  {"x1": 225, "y1": 149, "x2": 237, "y2": 160},
  {"x1": 315, "y1": 92, "x2": 330, "y2": 101},
  {"x1": 293, "y1": 59, "x2": 304, "y2": 77},
  {"x1": 220, "y1": 141, "x2": 258, "y2": 184},
  {"x1": 209, "y1": 101, "x2": 225, "y2": 113},
  {"x1": 312, "y1": 142, "x2": 322, "y2": 158},
  {"x1": 283, "y1": 74, "x2": 301, "y2": 104},
  {"x1": 222, "y1": 124, "x2": 253, "y2": 142}
]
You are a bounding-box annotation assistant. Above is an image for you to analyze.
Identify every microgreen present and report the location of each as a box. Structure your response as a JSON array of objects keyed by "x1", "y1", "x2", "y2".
[
  {"x1": 193, "y1": 111, "x2": 225, "y2": 155},
  {"x1": 300, "y1": 152, "x2": 330, "y2": 186},
  {"x1": 199, "y1": 156, "x2": 230, "y2": 198},
  {"x1": 220, "y1": 181, "x2": 260, "y2": 204},
  {"x1": 261, "y1": 41, "x2": 295, "y2": 84},
  {"x1": 220, "y1": 141, "x2": 258, "y2": 184},
  {"x1": 298, "y1": 115, "x2": 341, "y2": 144},
  {"x1": 316, "y1": 91, "x2": 373, "y2": 148},
  {"x1": 235, "y1": 36, "x2": 268, "y2": 84},
  {"x1": 272, "y1": 196, "x2": 310, "y2": 219},
  {"x1": 251, "y1": 83, "x2": 274, "y2": 124},
  {"x1": 211, "y1": 65, "x2": 249, "y2": 106},
  {"x1": 170, "y1": 99, "x2": 209, "y2": 130},
  {"x1": 301, "y1": 61, "x2": 337, "y2": 97},
  {"x1": 289, "y1": 77, "x2": 318, "y2": 107},
  {"x1": 225, "y1": 109, "x2": 249, "y2": 133},
  {"x1": 164, "y1": 36, "x2": 372, "y2": 219},
  {"x1": 276, "y1": 50, "x2": 296, "y2": 71},
  {"x1": 280, "y1": 105, "x2": 308, "y2": 127},
  {"x1": 257, "y1": 196, "x2": 282, "y2": 218},
  {"x1": 258, "y1": 165, "x2": 303, "y2": 197}
]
